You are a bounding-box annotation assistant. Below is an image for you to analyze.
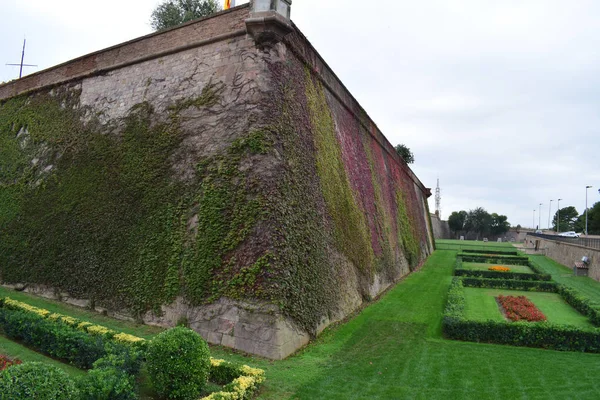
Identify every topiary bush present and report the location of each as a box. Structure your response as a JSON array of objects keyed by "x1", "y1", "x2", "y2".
[
  {"x1": 146, "y1": 327, "x2": 211, "y2": 400},
  {"x1": 0, "y1": 362, "x2": 80, "y2": 400}
]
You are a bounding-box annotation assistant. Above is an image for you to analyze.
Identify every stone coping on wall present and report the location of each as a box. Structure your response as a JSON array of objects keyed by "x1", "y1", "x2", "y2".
[{"x1": 0, "y1": 4, "x2": 251, "y2": 101}]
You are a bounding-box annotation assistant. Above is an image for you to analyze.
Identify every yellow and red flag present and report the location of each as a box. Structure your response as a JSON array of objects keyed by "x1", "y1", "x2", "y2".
[{"x1": 224, "y1": 0, "x2": 231, "y2": 10}]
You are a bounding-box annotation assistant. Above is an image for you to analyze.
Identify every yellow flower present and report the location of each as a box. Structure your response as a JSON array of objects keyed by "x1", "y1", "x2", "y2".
[
  {"x1": 77, "y1": 322, "x2": 93, "y2": 331},
  {"x1": 210, "y1": 358, "x2": 226, "y2": 367},
  {"x1": 113, "y1": 332, "x2": 145, "y2": 344},
  {"x1": 87, "y1": 325, "x2": 115, "y2": 336}
]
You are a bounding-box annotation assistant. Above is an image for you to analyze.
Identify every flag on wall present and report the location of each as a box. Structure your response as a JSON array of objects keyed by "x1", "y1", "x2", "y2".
[{"x1": 224, "y1": 0, "x2": 232, "y2": 9}]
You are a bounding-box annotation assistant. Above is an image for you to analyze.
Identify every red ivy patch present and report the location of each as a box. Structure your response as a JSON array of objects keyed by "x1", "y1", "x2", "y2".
[
  {"x1": 498, "y1": 295, "x2": 547, "y2": 322},
  {"x1": 0, "y1": 355, "x2": 22, "y2": 371}
]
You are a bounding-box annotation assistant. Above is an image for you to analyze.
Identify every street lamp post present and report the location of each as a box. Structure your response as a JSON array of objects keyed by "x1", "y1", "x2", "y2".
[
  {"x1": 586, "y1": 186, "x2": 593, "y2": 236},
  {"x1": 557, "y1": 199, "x2": 563, "y2": 233},
  {"x1": 539, "y1": 203, "x2": 543, "y2": 231},
  {"x1": 533, "y1": 209, "x2": 536, "y2": 230},
  {"x1": 548, "y1": 200, "x2": 553, "y2": 230}
]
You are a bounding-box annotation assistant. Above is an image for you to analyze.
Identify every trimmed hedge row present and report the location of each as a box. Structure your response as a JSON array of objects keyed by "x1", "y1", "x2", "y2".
[
  {"x1": 455, "y1": 269, "x2": 551, "y2": 282},
  {"x1": 557, "y1": 286, "x2": 600, "y2": 327},
  {"x1": 203, "y1": 359, "x2": 266, "y2": 400},
  {"x1": 461, "y1": 277, "x2": 558, "y2": 292},
  {"x1": 0, "y1": 308, "x2": 108, "y2": 369},
  {"x1": 462, "y1": 249, "x2": 519, "y2": 256},
  {"x1": 442, "y1": 277, "x2": 600, "y2": 353},
  {"x1": 461, "y1": 255, "x2": 530, "y2": 266},
  {"x1": 444, "y1": 318, "x2": 600, "y2": 353}
]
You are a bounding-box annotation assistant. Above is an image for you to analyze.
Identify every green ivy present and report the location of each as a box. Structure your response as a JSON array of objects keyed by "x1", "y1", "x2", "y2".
[
  {"x1": 395, "y1": 189, "x2": 421, "y2": 270},
  {"x1": 304, "y1": 70, "x2": 374, "y2": 277},
  {"x1": 0, "y1": 86, "x2": 273, "y2": 317}
]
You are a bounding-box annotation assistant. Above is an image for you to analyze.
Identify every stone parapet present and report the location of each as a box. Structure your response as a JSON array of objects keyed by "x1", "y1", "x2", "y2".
[{"x1": 0, "y1": 5, "x2": 251, "y2": 101}]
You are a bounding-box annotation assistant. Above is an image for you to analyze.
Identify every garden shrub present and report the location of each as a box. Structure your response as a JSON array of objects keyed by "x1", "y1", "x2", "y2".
[
  {"x1": 203, "y1": 359, "x2": 266, "y2": 400},
  {"x1": 77, "y1": 363, "x2": 136, "y2": 400},
  {"x1": 461, "y1": 255, "x2": 529, "y2": 266},
  {"x1": 146, "y1": 327, "x2": 211, "y2": 400},
  {"x1": 0, "y1": 362, "x2": 80, "y2": 400},
  {"x1": 455, "y1": 269, "x2": 551, "y2": 282},
  {"x1": 557, "y1": 285, "x2": 600, "y2": 327},
  {"x1": 0, "y1": 308, "x2": 106, "y2": 369},
  {"x1": 462, "y1": 249, "x2": 518, "y2": 256},
  {"x1": 461, "y1": 277, "x2": 557, "y2": 292}
]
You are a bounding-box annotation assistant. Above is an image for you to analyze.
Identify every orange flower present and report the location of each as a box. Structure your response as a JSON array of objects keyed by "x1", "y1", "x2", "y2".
[{"x1": 488, "y1": 266, "x2": 510, "y2": 272}]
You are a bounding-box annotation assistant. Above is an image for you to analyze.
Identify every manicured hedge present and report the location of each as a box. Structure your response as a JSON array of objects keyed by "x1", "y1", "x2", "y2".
[
  {"x1": 442, "y1": 277, "x2": 600, "y2": 353},
  {"x1": 443, "y1": 318, "x2": 600, "y2": 353},
  {"x1": 462, "y1": 249, "x2": 519, "y2": 256},
  {"x1": 0, "y1": 362, "x2": 81, "y2": 400},
  {"x1": 461, "y1": 277, "x2": 558, "y2": 292},
  {"x1": 455, "y1": 269, "x2": 551, "y2": 282},
  {"x1": 0, "y1": 308, "x2": 107, "y2": 369},
  {"x1": 557, "y1": 285, "x2": 600, "y2": 327},
  {"x1": 203, "y1": 359, "x2": 266, "y2": 400},
  {"x1": 461, "y1": 255, "x2": 530, "y2": 266}
]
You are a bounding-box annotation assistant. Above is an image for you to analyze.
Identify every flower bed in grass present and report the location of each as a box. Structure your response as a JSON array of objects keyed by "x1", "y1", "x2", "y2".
[
  {"x1": 0, "y1": 355, "x2": 21, "y2": 371},
  {"x1": 497, "y1": 295, "x2": 546, "y2": 322},
  {"x1": 488, "y1": 266, "x2": 510, "y2": 272}
]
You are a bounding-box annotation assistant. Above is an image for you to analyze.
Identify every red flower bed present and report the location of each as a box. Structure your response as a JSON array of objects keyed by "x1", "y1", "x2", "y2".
[
  {"x1": 0, "y1": 355, "x2": 22, "y2": 371},
  {"x1": 497, "y1": 295, "x2": 547, "y2": 322}
]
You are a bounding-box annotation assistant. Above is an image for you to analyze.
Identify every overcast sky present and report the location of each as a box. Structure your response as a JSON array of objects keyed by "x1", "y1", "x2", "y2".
[{"x1": 1, "y1": 0, "x2": 599, "y2": 229}]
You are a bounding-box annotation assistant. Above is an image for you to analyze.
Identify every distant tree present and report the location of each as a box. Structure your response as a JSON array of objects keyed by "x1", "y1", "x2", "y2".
[
  {"x1": 516, "y1": 224, "x2": 522, "y2": 232},
  {"x1": 552, "y1": 206, "x2": 579, "y2": 232},
  {"x1": 576, "y1": 202, "x2": 600, "y2": 234},
  {"x1": 490, "y1": 213, "x2": 510, "y2": 235},
  {"x1": 589, "y1": 202, "x2": 600, "y2": 235},
  {"x1": 151, "y1": 0, "x2": 220, "y2": 31},
  {"x1": 394, "y1": 144, "x2": 414, "y2": 164},
  {"x1": 467, "y1": 207, "x2": 492, "y2": 240},
  {"x1": 448, "y1": 211, "x2": 467, "y2": 233}
]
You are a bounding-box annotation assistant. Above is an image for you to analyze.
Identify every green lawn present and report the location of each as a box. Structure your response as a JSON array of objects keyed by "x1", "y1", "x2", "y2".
[
  {"x1": 0, "y1": 335, "x2": 85, "y2": 378},
  {"x1": 0, "y1": 287, "x2": 163, "y2": 339},
  {"x1": 3, "y1": 250, "x2": 600, "y2": 399},
  {"x1": 462, "y1": 262, "x2": 533, "y2": 274},
  {"x1": 206, "y1": 250, "x2": 600, "y2": 399},
  {"x1": 531, "y1": 256, "x2": 600, "y2": 304},
  {"x1": 436, "y1": 239, "x2": 522, "y2": 253},
  {"x1": 463, "y1": 287, "x2": 594, "y2": 328}
]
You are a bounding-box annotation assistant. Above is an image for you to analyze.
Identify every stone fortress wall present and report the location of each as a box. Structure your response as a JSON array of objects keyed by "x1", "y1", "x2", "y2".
[{"x1": 0, "y1": 2, "x2": 434, "y2": 359}]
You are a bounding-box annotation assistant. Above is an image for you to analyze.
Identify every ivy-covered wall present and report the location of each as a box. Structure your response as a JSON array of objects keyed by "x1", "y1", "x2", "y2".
[{"x1": 0, "y1": 8, "x2": 433, "y2": 357}]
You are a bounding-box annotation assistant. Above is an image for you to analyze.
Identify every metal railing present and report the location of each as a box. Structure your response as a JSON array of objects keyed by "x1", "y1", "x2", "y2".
[{"x1": 527, "y1": 233, "x2": 600, "y2": 250}]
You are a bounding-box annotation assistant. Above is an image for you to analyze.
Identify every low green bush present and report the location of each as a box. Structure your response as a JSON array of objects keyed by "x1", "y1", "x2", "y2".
[
  {"x1": 461, "y1": 277, "x2": 558, "y2": 292},
  {"x1": 78, "y1": 364, "x2": 136, "y2": 400},
  {"x1": 0, "y1": 308, "x2": 106, "y2": 369},
  {"x1": 443, "y1": 318, "x2": 600, "y2": 353},
  {"x1": 0, "y1": 362, "x2": 80, "y2": 400},
  {"x1": 146, "y1": 327, "x2": 211, "y2": 400},
  {"x1": 209, "y1": 360, "x2": 242, "y2": 385},
  {"x1": 455, "y1": 269, "x2": 551, "y2": 281},
  {"x1": 526, "y1": 260, "x2": 549, "y2": 276},
  {"x1": 461, "y1": 249, "x2": 519, "y2": 256},
  {"x1": 557, "y1": 285, "x2": 600, "y2": 327},
  {"x1": 461, "y1": 255, "x2": 530, "y2": 266}
]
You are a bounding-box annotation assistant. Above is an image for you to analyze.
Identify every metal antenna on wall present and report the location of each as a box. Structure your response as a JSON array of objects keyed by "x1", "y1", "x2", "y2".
[
  {"x1": 435, "y1": 178, "x2": 442, "y2": 218},
  {"x1": 6, "y1": 39, "x2": 37, "y2": 79}
]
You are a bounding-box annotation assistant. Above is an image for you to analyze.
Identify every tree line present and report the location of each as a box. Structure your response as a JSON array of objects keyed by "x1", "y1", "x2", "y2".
[
  {"x1": 448, "y1": 207, "x2": 511, "y2": 240},
  {"x1": 551, "y1": 202, "x2": 600, "y2": 234}
]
